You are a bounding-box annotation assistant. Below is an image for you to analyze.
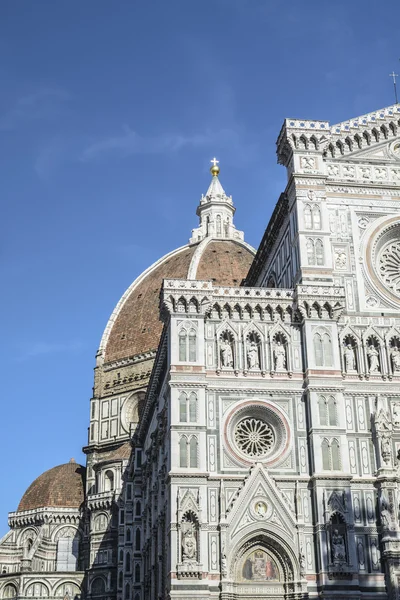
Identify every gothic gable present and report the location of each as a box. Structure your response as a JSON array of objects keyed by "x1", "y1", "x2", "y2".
[{"x1": 225, "y1": 464, "x2": 296, "y2": 543}]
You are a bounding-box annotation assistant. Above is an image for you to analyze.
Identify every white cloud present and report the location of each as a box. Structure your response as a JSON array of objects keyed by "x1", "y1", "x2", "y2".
[{"x1": 80, "y1": 125, "x2": 256, "y2": 163}]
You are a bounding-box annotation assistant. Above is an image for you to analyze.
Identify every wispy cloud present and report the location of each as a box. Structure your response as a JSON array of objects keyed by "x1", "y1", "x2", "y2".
[
  {"x1": 0, "y1": 88, "x2": 70, "y2": 131},
  {"x1": 16, "y1": 340, "x2": 83, "y2": 361},
  {"x1": 81, "y1": 125, "x2": 257, "y2": 163}
]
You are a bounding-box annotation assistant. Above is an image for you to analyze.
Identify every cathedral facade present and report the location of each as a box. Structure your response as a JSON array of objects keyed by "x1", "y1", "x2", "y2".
[{"x1": 2, "y1": 103, "x2": 400, "y2": 599}]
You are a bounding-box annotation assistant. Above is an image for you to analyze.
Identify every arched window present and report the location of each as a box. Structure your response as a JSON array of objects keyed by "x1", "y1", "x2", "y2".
[
  {"x1": 312, "y1": 205, "x2": 321, "y2": 230},
  {"x1": 180, "y1": 391, "x2": 197, "y2": 423},
  {"x1": 314, "y1": 333, "x2": 324, "y2": 366},
  {"x1": 216, "y1": 214, "x2": 222, "y2": 235},
  {"x1": 323, "y1": 333, "x2": 333, "y2": 366},
  {"x1": 189, "y1": 436, "x2": 198, "y2": 468},
  {"x1": 126, "y1": 528, "x2": 131, "y2": 543},
  {"x1": 56, "y1": 535, "x2": 79, "y2": 571},
  {"x1": 180, "y1": 436, "x2": 198, "y2": 468},
  {"x1": 306, "y1": 238, "x2": 315, "y2": 265},
  {"x1": 189, "y1": 392, "x2": 197, "y2": 422},
  {"x1": 118, "y1": 571, "x2": 123, "y2": 589},
  {"x1": 104, "y1": 470, "x2": 114, "y2": 492},
  {"x1": 125, "y1": 552, "x2": 131, "y2": 573},
  {"x1": 178, "y1": 328, "x2": 197, "y2": 362},
  {"x1": 331, "y1": 439, "x2": 341, "y2": 470},
  {"x1": 135, "y1": 528, "x2": 141, "y2": 551},
  {"x1": 304, "y1": 204, "x2": 312, "y2": 229},
  {"x1": 316, "y1": 239, "x2": 324, "y2": 265},
  {"x1": 179, "y1": 436, "x2": 188, "y2": 467},
  {"x1": 189, "y1": 330, "x2": 197, "y2": 361},
  {"x1": 125, "y1": 583, "x2": 130, "y2": 600},
  {"x1": 119, "y1": 549, "x2": 123, "y2": 563},
  {"x1": 135, "y1": 501, "x2": 141, "y2": 517},
  {"x1": 179, "y1": 330, "x2": 187, "y2": 361},
  {"x1": 91, "y1": 578, "x2": 106, "y2": 596},
  {"x1": 179, "y1": 392, "x2": 187, "y2": 422},
  {"x1": 135, "y1": 563, "x2": 141, "y2": 582},
  {"x1": 319, "y1": 396, "x2": 328, "y2": 426},
  {"x1": 314, "y1": 331, "x2": 333, "y2": 367},
  {"x1": 322, "y1": 439, "x2": 330, "y2": 470},
  {"x1": 328, "y1": 396, "x2": 338, "y2": 426},
  {"x1": 3, "y1": 584, "x2": 17, "y2": 598}
]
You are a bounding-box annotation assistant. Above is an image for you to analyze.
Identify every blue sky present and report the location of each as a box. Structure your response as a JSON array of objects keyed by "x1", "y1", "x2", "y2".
[{"x1": 1, "y1": 0, "x2": 399, "y2": 534}]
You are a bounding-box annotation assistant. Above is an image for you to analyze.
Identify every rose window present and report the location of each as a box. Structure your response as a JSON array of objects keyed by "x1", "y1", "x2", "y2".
[
  {"x1": 234, "y1": 417, "x2": 274, "y2": 458},
  {"x1": 379, "y1": 241, "x2": 400, "y2": 296}
]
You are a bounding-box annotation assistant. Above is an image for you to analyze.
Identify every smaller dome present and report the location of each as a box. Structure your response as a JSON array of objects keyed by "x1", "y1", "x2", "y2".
[{"x1": 18, "y1": 462, "x2": 86, "y2": 512}]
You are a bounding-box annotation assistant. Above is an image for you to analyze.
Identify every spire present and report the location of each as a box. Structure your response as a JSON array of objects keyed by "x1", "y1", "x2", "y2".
[{"x1": 189, "y1": 159, "x2": 245, "y2": 244}]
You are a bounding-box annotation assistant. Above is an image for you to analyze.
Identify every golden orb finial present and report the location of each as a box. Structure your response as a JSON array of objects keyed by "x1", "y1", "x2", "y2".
[{"x1": 210, "y1": 157, "x2": 220, "y2": 177}]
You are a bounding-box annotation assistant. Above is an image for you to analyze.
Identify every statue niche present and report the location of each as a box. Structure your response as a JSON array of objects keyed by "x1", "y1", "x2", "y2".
[
  {"x1": 181, "y1": 512, "x2": 198, "y2": 564},
  {"x1": 246, "y1": 333, "x2": 261, "y2": 370},
  {"x1": 328, "y1": 513, "x2": 347, "y2": 565},
  {"x1": 343, "y1": 336, "x2": 357, "y2": 373},
  {"x1": 273, "y1": 333, "x2": 287, "y2": 372},
  {"x1": 220, "y1": 332, "x2": 235, "y2": 368},
  {"x1": 366, "y1": 337, "x2": 380, "y2": 374}
]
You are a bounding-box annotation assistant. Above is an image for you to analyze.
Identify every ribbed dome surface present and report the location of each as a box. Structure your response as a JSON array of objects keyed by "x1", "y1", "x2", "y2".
[
  {"x1": 103, "y1": 239, "x2": 255, "y2": 363},
  {"x1": 18, "y1": 462, "x2": 86, "y2": 512}
]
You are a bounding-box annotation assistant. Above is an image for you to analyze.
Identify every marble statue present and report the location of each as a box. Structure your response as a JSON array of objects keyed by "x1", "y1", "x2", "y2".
[
  {"x1": 331, "y1": 529, "x2": 346, "y2": 562},
  {"x1": 344, "y1": 343, "x2": 356, "y2": 372},
  {"x1": 247, "y1": 340, "x2": 259, "y2": 369},
  {"x1": 273, "y1": 340, "x2": 286, "y2": 370},
  {"x1": 367, "y1": 344, "x2": 380, "y2": 373},
  {"x1": 220, "y1": 339, "x2": 233, "y2": 367}
]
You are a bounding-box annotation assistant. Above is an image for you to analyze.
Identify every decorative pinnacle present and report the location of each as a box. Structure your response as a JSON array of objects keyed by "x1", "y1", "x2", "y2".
[{"x1": 210, "y1": 157, "x2": 220, "y2": 177}]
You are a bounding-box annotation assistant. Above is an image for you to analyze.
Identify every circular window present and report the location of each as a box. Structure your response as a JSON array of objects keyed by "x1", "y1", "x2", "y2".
[
  {"x1": 224, "y1": 401, "x2": 291, "y2": 467},
  {"x1": 378, "y1": 240, "x2": 400, "y2": 295},
  {"x1": 364, "y1": 216, "x2": 400, "y2": 307},
  {"x1": 234, "y1": 417, "x2": 274, "y2": 458}
]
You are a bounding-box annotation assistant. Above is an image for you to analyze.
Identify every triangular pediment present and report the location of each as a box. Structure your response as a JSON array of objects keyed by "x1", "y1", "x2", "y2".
[{"x1": 225, "y1": 464, "x2": 296, "y2": 543}]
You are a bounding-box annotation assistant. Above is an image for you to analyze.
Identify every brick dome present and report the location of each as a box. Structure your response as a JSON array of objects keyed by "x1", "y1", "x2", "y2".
[
  {"x1": 101, "y1": 239, "x2": 255, "y2": 364},
  {"x1": 18, "y1": 461, "x2": 86, "y2": 512}
]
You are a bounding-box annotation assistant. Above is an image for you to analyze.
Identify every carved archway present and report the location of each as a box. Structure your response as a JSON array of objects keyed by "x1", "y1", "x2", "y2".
[{"x1": 227, "y1": 533, "x2": 306, "y2": 599}]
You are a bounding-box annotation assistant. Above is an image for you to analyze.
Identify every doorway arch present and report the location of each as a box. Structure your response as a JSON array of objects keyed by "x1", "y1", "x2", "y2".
[{"x1": 229, "y1": 533, "x2": 305, "y2": 599}]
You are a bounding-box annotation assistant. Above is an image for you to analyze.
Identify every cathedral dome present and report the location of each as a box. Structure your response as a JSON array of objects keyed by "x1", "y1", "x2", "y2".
[
  {"x1": 101, "y1": 238, "x2": 255, "y2": 364},
  {"x1": 17, "y1": 460, "x2": 86, "y2": 512},
  {"x1": 100, "y1": 166, "x2": 255, "y2": 365}
]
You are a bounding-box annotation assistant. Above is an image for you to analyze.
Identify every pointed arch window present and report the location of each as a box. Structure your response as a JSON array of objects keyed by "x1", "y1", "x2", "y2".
[
  {"x1": 135, "y1": 528, "x2": 141, "y2": 552},
  {"x1": 331, "y1": 439, "x2": 341, "y2": 470},
  {"x1": 304, "y1": 204, "x2": 313, "y2": 229},
  {"x1": 179, "y1": 436, "x2": 188, "y2": 467},
  {"x1": 312, "y1": 205, "x2": 321, "y2": 230},
  {"x1": 314, "y1": 333, "x2": 324, "y2": 366},
  {"x1": 316, "y1": 239, "x2": 324, "y2": 265},
  {"x1": 179, "y1": 435, "x2": 198, "y2": 468},
  {"x1": 179, "y1": 392, "x2": 197, "y2": 423},
  {"x1": 125, "y1": 583, "x2": 130, "y2": 600},
  {"x1": 306, "y1": 238, "x2": 315, "y2": 265},
  {"x1": 216, "y1": 214, "x2": 222, "y2": 235},
  {"x1": 189, "y1": 437, "x2": 198, "y2": 468},
  {"x1": 314, "y1": 330, "x2": 333, "y2": 367},
  {"x1": 178, "y1": 327, "x2": 197, "y2": 362},
  {"x1": 319, "y1": 396, "x2": 338, "y2": 426},
  {"x1": 321, "y1": 438, "x2": 341, "y2": 471}
]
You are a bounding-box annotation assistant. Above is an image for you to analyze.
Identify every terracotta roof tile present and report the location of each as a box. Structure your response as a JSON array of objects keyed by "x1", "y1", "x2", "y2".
[{"x1": 18, "y1": 461, "x2": 86, "y2": 512}]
